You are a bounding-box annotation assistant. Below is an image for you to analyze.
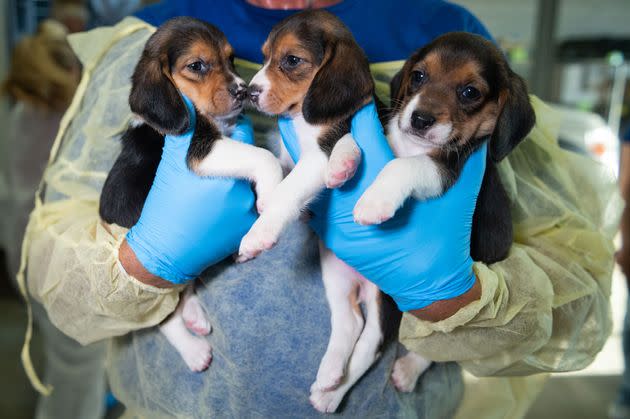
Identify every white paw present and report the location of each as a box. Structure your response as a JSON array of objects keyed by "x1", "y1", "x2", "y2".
[
  {"x1": 180, "y1": 336, "x2": 213, "y2": 372},
  {"x1": 391, "y1": 354, "x2": 432, "y2": 392},
  {"x1": 254, "y1": 164, "x2": 283, "y2": 214},
  {"x1": 353, "y1": 190, "x2": 397, "y2": 225},
  {"x1": 182, "y1": 295, "x2": 211, "y2": 336},
  {"x1": 312, "y1": 355, "x2": 346, "y2": 392},
  {"x1": 309, "y1": 388, "x2": 346, "y2": 414},
  {"x1": 236, "y1": 219, "x2": 281, "y2": 262},
  {"x1": 326, "y1": 148, "x2": 361, "y2": 189}
]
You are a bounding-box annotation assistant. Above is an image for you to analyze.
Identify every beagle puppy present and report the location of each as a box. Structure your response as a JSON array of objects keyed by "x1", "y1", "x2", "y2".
[
  {"x1": 244, "y1": 10, "x2": 397, "y2": 412},
  {"x1": 99, "y1": 17, "x2": 282, "y2": 372},
  {"x1": 366, "y1": 32, "x2": 536, "y2": 392},
  {"x1": 355, "y1": 32, "x2": 535, "y2": 261}
]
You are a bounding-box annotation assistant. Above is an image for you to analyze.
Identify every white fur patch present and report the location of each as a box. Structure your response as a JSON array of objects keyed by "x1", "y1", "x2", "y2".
[
  {"x1": 249, "y1": 62, "x2": 271, "y2": 108},
  {"x1": 390, "y1": 94, "x2": 453, "y2": 156}
]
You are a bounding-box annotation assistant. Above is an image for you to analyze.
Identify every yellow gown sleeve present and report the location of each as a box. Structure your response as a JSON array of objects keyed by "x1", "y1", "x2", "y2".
[
  {"x1": 18, "y1": 18, "x2": 182, "y2": 348},
  {"x1": 25, "y1": 199, "x2": 182, "y2": 346}
]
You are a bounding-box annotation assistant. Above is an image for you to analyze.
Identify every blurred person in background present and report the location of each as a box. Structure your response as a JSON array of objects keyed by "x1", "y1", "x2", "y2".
[{"x1": 1, "y1": 15, "x2": 110, "y2": 419}]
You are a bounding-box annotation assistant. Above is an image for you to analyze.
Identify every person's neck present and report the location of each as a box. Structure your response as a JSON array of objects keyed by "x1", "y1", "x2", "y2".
[{"x1": 245, "y1": 0, "x2": 343, "y2": 10}]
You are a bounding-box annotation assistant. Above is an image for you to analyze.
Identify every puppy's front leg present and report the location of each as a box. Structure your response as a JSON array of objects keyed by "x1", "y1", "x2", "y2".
[
  {"x1": 237, "y1": 151, "x2": 328, "y2": 262},
  {"x1": 353, "y1": 155, "x2": 444, "y2": 225},
  {"x1": 325, "y1": 133, "x2": 361, "y2": 188},
  {"x1": 188, "y1": 137, "x2": 284, "y2": 213}
]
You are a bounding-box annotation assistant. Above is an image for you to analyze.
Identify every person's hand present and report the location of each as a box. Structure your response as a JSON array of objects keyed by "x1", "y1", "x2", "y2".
[
  {"x1": 278, "y1": 102, "x2": 486, "y2": 312},
  {"x1": 124, "y1": 96, "x2": 258, "y2": 284}
]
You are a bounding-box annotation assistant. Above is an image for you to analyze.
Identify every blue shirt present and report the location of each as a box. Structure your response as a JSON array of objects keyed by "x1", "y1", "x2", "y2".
[{"x1": 135, "y1": 0, "x2": 492, "y2": 63}]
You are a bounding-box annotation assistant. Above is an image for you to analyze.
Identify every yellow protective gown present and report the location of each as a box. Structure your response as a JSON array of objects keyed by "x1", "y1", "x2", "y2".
[{"x1": 18, "y1": 18, "x2": 620, "y2": 416}]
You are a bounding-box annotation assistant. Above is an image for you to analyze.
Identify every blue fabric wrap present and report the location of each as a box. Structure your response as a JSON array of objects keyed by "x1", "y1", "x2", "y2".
[
  {"x1": 126, "y1": 95, "x2": 258, "y2": 283},
  {"x1": 110, "y1": 221, "x2": 464, "y2": 418},
  {"x1": 278, "y1": 103, "x2": 485, "y2": 311}
]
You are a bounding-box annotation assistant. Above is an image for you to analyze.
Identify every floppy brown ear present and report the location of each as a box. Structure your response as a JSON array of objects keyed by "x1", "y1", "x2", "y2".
[
  {"x1": 490, "y1": 70, "x2": 536, "y2": 162},
  {"x1": 389, "y1": 69, "x2": 404, "y2": 106},
  {"x1": 302, "y1": 40, "x2": 374, "y2": 124},
  {"x1": 129, "y1": 47, "x2": 189, "y2": 135}
]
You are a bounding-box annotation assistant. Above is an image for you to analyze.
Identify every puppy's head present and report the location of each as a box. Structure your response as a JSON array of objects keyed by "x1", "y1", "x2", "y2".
[
  {"x1": 129, "y1": 17, "x2": 247, "y2": 135},
  {"x1": 390, "y1": 32, "x2": 535, "y2": 161},
  {"x1": 248, "y1": 10, "x2": 373, "y2": 124}
]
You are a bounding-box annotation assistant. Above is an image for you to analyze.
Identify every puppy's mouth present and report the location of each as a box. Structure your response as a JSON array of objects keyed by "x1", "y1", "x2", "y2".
[
  {"x1": 405, "y1": 126, "x2": 452, "y2": 145},
  {"x1": 397, "y1": 115, "x2": 453, "y2": 148},
  {"x1": 394, "y1": 97, "x2": 453, "y2": 149},
  {"x1": 206, "y1": 97, "x2": 246, "y2": 121}
]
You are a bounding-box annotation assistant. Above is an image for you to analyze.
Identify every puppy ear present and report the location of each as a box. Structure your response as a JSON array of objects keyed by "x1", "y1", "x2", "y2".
[
  {"x1": 389, "y1": 69, "x2": 405, "y2": 105},
  {"x1": 302, "y1": 40, "x2": 374, "y2": 124},
  {"x1": 129, "y1": 43, "x2": 189, "y2": 135},
  {"x1": 490, "y1": 70, "x2": 536, "y2": 162}
]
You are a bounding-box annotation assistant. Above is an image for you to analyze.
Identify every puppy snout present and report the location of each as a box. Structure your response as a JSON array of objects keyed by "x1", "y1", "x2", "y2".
[
  {"x1": 229, "y1": 83, "x2": 248, "y2": 101},
  {"x1": 411, "y1": 111, "x2": 436, "y2": 131},
  {"x1": 248, "y1": 84, "x2": 262, "y2": 103}
]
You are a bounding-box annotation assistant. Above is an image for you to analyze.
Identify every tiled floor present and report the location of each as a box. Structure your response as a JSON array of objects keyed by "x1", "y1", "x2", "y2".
[{"x1": 0, "y1": 264, "x2": 627, "y2": 418}]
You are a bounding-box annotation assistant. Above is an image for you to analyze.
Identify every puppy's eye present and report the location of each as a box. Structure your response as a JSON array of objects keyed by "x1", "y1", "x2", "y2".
[
  {"x1": 411, "y1": 70, "x2": 426, "y2": 87},
  {"x1": 187, "y1": 61, "x2": 208, "y2": 73},
  {"x1": 283, "y1": 55, "x2": 303, "y2": 69},
  {"x1": 460, "y1": 86, "x2": 481, "y2": 101}
]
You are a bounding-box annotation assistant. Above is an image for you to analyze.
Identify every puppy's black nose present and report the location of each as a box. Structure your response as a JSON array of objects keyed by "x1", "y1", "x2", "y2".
[
  {"x1": 248, "y1": 85, "x2": 262, "y2": 103},
  {"x1": 229, "y1": 83, "x2": 247, "y2": 101},
  {"x1": 411, "y1": 111, "x2": 436, "y2": 130}
]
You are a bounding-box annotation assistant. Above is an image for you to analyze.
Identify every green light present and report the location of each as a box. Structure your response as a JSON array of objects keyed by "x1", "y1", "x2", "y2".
[{"x1": 608, "y1": 51, "x2": 624, "y2": 67}]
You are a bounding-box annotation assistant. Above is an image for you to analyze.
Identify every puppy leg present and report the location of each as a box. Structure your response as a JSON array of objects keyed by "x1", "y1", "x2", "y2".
[
  {"x1": 160, "y1": 287, "x2": 212, "y2": 372},
  {"x1": 314, "y1": 243, "x2": 365, "y2": 392},
  {"x1": 310, "y1": 280, "x2": 383, "y2": 413},
  {"x1": 325, "y1": 133, "x2": 361, "y2": 188},
  {"x1": 391, "y1": 348, "x2": 432, "y2": 392},
  {"x1": 353, "y1": 155, "x2": 443, "y2": 225},
  {"x1": 188, "y1": 137, "x2": 284, "y2": 213},
  {"x1": 237, "y1": 151, "x2": 328, "y2": 262},
  {"x1": 181, "y1": 287, "x2": 211, "y2": 336}
]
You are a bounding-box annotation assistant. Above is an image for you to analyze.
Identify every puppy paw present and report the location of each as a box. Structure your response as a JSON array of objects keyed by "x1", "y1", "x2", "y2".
[
  {"x1": 182, "y1": 295, "x2": 211, "y2": 336},
  {"x1": 236, "y1": 219, "x2": 281, "y2": 262},
  {"x1": 353, "y1": 191, "x2": 397, "y2": 225},
  {"x1": 254, "y1": 163, "x2": 283, "y2": 214},
  {"x1": 312, "y1": 353, "x2": 347, "y2": 392},
  {"x1": 326, "y1": 148, "x2": 361, "y2": 189},
  {"x1": 391, "y1": 353, "x2": 432, "y2": 393},
  {"x1": 180, "y1": 336, "x2": 213, "y2": 372},
  {"x1": 309, "y1": 388, "x2": 345, "y2": 414}
]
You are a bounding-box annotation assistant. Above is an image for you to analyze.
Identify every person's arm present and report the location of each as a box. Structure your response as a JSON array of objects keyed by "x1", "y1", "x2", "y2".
[{"x1": 400, "y1": 98, "x2": 619, "y2": 376}]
